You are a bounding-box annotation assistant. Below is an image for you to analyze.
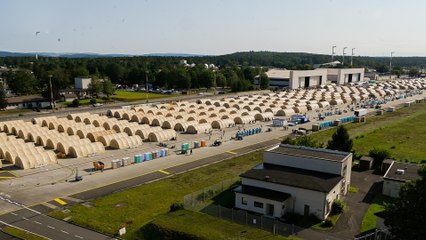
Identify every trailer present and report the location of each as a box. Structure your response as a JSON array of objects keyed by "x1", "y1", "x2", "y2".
[{"x1": 354, "y1": 108, "x2": 367, "y2": 117}]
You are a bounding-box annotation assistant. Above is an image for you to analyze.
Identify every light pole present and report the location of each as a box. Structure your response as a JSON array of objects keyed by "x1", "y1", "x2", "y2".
[
  {"x1": 351, "y1": 48, "x2": 356, "y2": 66},
  {"x1": 342, "y1": 47, "x2": 348, "y2": 66},
  {"x1": 331, "y1": 46, "x2": 336, "y2": 62},
  {"x1": 48, "y1": 74, "x2": 54, "y2": 110},
  {"x1": 390, "y1": 52, "x2": 395, "y2": 72},
  {"x1": 145, "y1": 71, "x2": 149, "y2": 103}
]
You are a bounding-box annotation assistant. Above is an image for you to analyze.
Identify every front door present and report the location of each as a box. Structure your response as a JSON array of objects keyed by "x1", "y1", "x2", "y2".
[
  {"x1": 266, "y1": 204, "x2": 274, "y2": 216},
  {"x1": 304, "y1": 204, "x2": 310, "y2": 216},
  {"x1": 304, "y1": 77, "x2": 310, "y2": 88}
]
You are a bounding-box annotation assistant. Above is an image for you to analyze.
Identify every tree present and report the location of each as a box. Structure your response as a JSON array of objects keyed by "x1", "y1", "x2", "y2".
[
  {"x1": 408, "y1": 67, "x2": 419, "y2": 77},
  {"x1": 384, "y1": 167, "x2": 426, "y2": 239},
  {"x1": 368, "y1": 148, "x2": 391, "y2": 168},
  {"x1": 0, "y1": 86, "x2": 7, "y2": 109},
  {"x1": 102, "y1": 79, "x2": 115, "y2": 97},
  {"x1": 5, "y1": 70, "x2": 38, "y2": 95},
  {"x1": 104, "y1": 62, "x2": 124, "y2": 84},
  {"x1": 326, "y1": 125, "x2": 353, "y2": 152},
  {"x1": 259, "y1": 72, "x2": 270, "y2": 90},
  {"x1": 88, "y1": 78, "x2": 103, "y2": 98}
]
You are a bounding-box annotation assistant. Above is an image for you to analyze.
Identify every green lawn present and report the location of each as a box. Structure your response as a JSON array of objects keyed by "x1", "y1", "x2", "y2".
[
  {"x1": 360, "y1": 195, "x2": 393, "y2": 233},
  {"x1": 141, "y1": 210, "x2": 296, "y2": 240},
  {"x1": 312, "y1": 213, "x2": 341, "y2": 231},
  {"x1": 58, "y1": 98, "x2": 108, "y2": 106},
  {"x1": 309, "y1": 101, "x2": 426, "y2": 163},
  {"x1": 2, "y1": 226, "x2": 48, "y2": 240},
  {"x1": 0, "y1": 108, "x2": 32, "y2": 116},
  {"x1": 49, "y1": 151, "x2": 263, "y2": 239},
  {"x1": 111, "y1": 90, "x2": 175, "y2": 102}
]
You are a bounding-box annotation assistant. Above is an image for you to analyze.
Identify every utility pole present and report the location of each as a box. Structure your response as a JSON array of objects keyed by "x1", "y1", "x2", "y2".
[
  {"x1": 390, "y1": 52, "x2": 395, "y2": 72},
  {"x1": 342, "y1": 47, "x2": 348, "y2": 66},
  {"x1": 331, "y1": 46, "x2": 336, "y2": 62},
  {"x1": 351, "y1": 48, "x2": 356, "y2": 66},
  {"x1": 145, "y1": 71, "x2": 149, "y2": 103},
  {"x1": 48, "y1": 74, "x2": 54, "y2": 110}
]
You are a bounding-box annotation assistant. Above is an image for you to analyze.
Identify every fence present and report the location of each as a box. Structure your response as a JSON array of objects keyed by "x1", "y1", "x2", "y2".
[
  {"x1": 201, "y1": 204, "x2": 302, "y2": 237},
  {"x1": 183, "y1": 177, "x2": 240, "y2": 211},
  {"x1": 354, "y1": 229, "x2": 392, "y2": 240}
]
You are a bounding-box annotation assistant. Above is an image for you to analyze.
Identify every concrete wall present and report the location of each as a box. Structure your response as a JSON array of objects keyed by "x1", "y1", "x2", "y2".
[
  {"x1": 241, "y1": 178, "x2": 330, "y2": 220},
  {"x1": 382, "y1": 179, "x2": 402, "y2": 197},
  {"x1": 74, "y1": 77, "x2": 92, "y2": 90},
  {"x1": 289, "y1": 69, "x2": 328, "y2": 89},
  {"x1": 263, "y1": 151, "x2": 343, "y2": 175},
  {"x1": 235, "y1": 192, "x2": 289, "y2": 218}
]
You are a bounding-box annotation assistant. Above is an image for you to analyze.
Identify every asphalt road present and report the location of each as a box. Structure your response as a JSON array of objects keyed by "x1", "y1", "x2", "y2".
[{"x1": 0, "y1": 208, "x2": 112, "y2": 240}]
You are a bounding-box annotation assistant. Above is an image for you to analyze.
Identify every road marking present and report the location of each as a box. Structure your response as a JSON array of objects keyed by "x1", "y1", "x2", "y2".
[
  {"x1": 158, "y1": 170, "x2": 170, "y2": 175},
  {"x1": 54, "y1": 198, "x2": 67, "y2": 205},
  {"x1": 61, "y1": 230, "x2": 69, "y2": 234},
  {"x1": 0, "y1": 221, "x2": 52, "y2": 240},
  {"x1": 48, "y1": 225, "x2": 55, "y2": 229},
  {"x1": 11, "y1": 212, "x2": 17, "y2": 216},
  {"x1": 74, "y1": 235, "x2": 84, "y2": 239},
  {"x1": 226, "y1": 150, "x2": 237, "y2": 155},
  {"x1": 22, "y1": 217, "x2": 28, "y2": 220},
  {"x1": 0, "y1": 176, "x2": 15, "y2": 179},
  {"x1": 34, "y1": 221, "x2": 42, "y2": 225}
]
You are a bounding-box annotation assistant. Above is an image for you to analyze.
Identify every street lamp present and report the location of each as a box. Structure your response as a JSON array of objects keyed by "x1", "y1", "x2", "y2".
[
  {"x1": 390, "y1": 52, "x2": 395, "y2": 72},
  {"x1": 351, "y1": 48, "x2": 356, "y2": 66},
  {"x1": 331, "y1": 46, "x2": 337, "y2": 62},
  {"x1": 145, "y1": 71, "x2": 149, "y2": 103},
  {"x1": 342, "y1": 47, "x2": 348, "y2": 66},
  {"x1": 48, "y1": 74, "x2": 54, "y2": 110}
]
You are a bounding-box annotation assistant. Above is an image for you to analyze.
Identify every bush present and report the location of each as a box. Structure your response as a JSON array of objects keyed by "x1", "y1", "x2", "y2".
[
  {"x1": 331, "y1": 199, "x2": 345, "y2": 214},
  {"x1": 72, "y1": 99, "x2": 80, "y2": 107},
  {"x1": 169, "y1": 202, "x2": 184, "y2": 212},
  {"x1": 90, "y1": 99, "x2": 97, "y2": 104},
  {"x1": 369, "y1": 148, "x2": 391, "y2": 168}
]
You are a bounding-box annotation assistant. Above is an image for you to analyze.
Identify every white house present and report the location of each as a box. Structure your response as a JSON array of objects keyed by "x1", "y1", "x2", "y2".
[
  {"x1": 382, "y1": 161, "x2": 421, "y2": 198},
  {"x1": 74, "y1": 77, "x2": 92, "y2": 90},
  {"x1": 235, "y1": 144, "x2": 352, "y2": 220},
  {"x1": 5, "y1": 95, "x2": 50, "y2": 110}
]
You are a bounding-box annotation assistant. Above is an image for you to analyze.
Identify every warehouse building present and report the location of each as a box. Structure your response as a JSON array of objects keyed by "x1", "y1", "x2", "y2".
[
  {"x1": 382, "y1": 161, "x2": 421, "y2": 198},
  {"x1": 327, "y1": 68, "x2": 365, "y2": 85},
  {"x1": 254, "y1": 69, "x2": 328, "y2": 90},
  {"x1": 234, "y1": 144, "x2": 352, "y2": 220}
]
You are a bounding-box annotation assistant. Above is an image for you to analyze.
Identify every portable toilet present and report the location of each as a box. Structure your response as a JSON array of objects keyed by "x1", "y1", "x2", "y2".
[
  {"x1": 111, "y1": 159, "x2": 121, "y2": 169},
  {"x1": 194, "y1": 141, "x2": 200, "y2": 149},
  {"x1": 161, "y1": 148, "x2": 167, "y2": 157},
  {"x1": 156, "y1": 150, "x2": 162, "y2": 158}
]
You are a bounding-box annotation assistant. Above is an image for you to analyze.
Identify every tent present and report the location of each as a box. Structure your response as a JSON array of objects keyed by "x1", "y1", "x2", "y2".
[
  {"x1": 135, "y1": 126, "x2": 163, "y2": 139},
  {"x1": 109, "y1": 136, "x2": 142, "y2": 149},
  {"x1": 211, "y1": 119, "x2": 236, "y2": 129},
  {"x1": 147, "y1": 129, "x2": 177, "y2": 142},
  {"x1": 234, "y1": 115, "x2": 255, "y2": 125},
  {"x1": 186, "y1": 123, "x2": 212, "y2": 134}
]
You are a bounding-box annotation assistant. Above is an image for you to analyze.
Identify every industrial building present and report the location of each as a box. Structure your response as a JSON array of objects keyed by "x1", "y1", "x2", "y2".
[
  {"x1": 255, "y1": 68, "x2": 365, "y2": 89},
  {"x1": 382, "y1": 161, "x2": 421, "y2": 198},
  {"x1": 234, "y1": 144, "x2": 352, "y2": 220},
  {"x1": 74, "y1": 77, "x2": 92, "y2": 89}
]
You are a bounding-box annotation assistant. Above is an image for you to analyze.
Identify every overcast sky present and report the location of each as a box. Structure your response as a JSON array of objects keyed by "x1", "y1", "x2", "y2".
[{"x1": 1, "y1": 0, "x2": 425, "y2": 56}]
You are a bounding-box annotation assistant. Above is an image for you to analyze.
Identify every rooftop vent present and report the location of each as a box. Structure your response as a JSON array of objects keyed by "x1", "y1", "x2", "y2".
[{"x1": 396, "y1": 169, "x2": 405, "y2": 175}]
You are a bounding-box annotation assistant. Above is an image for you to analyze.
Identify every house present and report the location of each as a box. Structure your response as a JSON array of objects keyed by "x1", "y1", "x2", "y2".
[
  {"x1": 74, "y1": 77, "x2": 92, "y2": 90},
  {"x1": 5, "y1": 95, "x2": 50, "y2": 110},
  {"x1": 382, "y1": 161, "x2": 421, "y2": 198},
  {"x1": 234, "y1": 144, "x2": 352, "y2": 220}
]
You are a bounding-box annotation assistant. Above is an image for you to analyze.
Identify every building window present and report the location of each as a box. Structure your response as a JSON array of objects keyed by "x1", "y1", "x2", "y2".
[
  {"x1": 241, "y1": 197, "x2": 247, "y2": 205},
  {"x1": 254, "y1": 201, "x2": 263, "y2": 208}
]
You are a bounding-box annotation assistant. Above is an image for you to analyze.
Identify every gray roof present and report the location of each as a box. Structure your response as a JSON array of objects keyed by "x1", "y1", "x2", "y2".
[
  {"x1": 240, "y1": 163, "x2": 342, "y2": 193},
  {"x1": 234, "y1": 185, "x2": 291, "y2": 202},
  {"x1": 384, "y1": 162, "x2": 421, "y2": 182},
  {"x1": 268, "y1": 144, "x2": 351, "y2": 162}
]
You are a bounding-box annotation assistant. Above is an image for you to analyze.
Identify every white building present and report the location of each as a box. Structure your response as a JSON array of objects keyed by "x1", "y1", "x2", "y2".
[
  {"x1": 234, "y1": 144, "x2": 352, "y2": 220},
  {"x1": 382, "y1": 161, "x2": 421, "y2": 198},
  {"x1": 74, "y1": 77, "x2": 92, "y2": 90},
  {"x1": 326, "y1": 68, "x2": 365, "y2": 85},
  {"x1": 254, "y1": 69, "x2": 327, "y2": 90}
]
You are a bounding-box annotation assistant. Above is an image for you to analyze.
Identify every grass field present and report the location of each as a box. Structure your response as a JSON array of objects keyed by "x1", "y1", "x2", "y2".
[
  {"x1": 141, "y1": 210, "x2": 295, "y2": 240},
  {"x1": 309, "y1": 101, "x2": 426, "y2": 163},
  {"x1": 58, "y1": 98, "x2": 109, "y2": 106},
  {"x1": 111, "y1": 90, "x2": 175, "y2": 102},
  {"x1": 0, "y1": 109, "x2": 32, "y2": 116},
  {"x1": 2, "y1": 226, "x2": 48, "y2": 240},
  {"x1": 360, "y1": 195, "x2": 392, "y2": 233},
  {"x1": 49, "y1": 151, "x2": 264, "y2": 239}
]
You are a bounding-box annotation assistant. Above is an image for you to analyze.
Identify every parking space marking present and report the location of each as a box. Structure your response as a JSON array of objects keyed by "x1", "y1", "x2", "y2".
[
  {"x1": 226, "y1": 151, "x2": 237, "y2": 155},
  {"x1": 53, "y1": 198, "x2": 67, "y2": 205},
  {"x1": 158, "y1": 170, "x2": 170, "y2": 175}
]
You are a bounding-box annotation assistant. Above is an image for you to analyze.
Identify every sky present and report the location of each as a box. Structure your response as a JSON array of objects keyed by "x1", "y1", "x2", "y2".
[{"x1": 1, "y1": 0, "x2": 426, "y2": 56}]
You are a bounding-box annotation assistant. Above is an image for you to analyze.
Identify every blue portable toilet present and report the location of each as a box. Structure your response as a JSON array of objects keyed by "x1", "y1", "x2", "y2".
[{"x1": 161, "y1": 148, "x2": 167, "y2": 157}]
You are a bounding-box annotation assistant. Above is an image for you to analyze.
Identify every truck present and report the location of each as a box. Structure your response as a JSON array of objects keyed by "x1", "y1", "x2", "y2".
[{"x1": 354, "y1": 108, "x2": 367, "y2": 117}]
